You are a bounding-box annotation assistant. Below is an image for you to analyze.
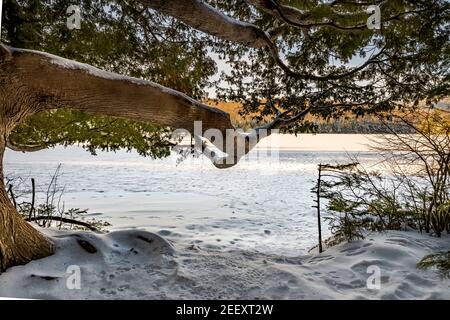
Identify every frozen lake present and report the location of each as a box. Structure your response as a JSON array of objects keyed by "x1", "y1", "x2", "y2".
[{"x1": 4, "y1": 134, "x2": 382, "y2": 256}]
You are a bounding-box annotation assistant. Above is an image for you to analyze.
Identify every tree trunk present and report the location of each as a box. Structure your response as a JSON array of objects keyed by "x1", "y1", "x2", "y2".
[{"x1": 0, "y1": 95, "x2": 54, "y2": 272}]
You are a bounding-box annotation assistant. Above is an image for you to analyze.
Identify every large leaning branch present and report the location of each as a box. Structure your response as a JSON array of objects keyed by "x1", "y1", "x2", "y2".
[
  {"x1": 2, "y1": 44, "x2": 285, "y2": 168},
  {"x1": 2, "y1": 44, "x2": 328, "y2": 169},
  {"x1": 3, "y1": 45, "x2": 233, "y2": 135}
]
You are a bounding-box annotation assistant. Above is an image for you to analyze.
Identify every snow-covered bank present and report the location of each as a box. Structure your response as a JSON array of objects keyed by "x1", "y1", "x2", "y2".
[{"x1": 0, "y1": 229, "x2": 448, "y2": 300}]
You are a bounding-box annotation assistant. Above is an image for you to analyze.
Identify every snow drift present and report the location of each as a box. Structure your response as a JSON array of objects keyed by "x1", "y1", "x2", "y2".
[{"x1": 0, "y1": 229, "x2": 448, "y2": 299}]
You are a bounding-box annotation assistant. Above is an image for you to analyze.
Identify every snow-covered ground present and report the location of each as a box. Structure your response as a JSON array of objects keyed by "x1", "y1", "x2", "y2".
[
  {"x1": 2, "y1": 134, "x2": 449, "y2": 299},
  {"x1": 0, "y1": 229, "x2": 448, "y2": 299}
]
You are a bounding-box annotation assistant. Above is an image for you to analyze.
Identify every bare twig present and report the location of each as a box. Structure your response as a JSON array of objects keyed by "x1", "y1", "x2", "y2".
[{"x1": 26, "y1": 216, "x2": 100, "y2": 232}]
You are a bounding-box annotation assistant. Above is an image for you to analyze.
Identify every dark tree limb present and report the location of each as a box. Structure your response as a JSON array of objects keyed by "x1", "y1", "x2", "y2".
[
  {"x1": 26, "y1": 216, "x2": 100, "y2": 232},
  {"x1": 6, "y1": 136, "x2": 48, "y2": 152},
  {"x1": 7, "y1": 185, "x2": 17, "y2": 209},
  {"x1": 246, "y1": 0, "x2": 428, "y2": 32}
]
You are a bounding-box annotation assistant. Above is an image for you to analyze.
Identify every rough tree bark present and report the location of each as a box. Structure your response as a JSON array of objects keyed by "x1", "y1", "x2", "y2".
[
  {"x1": 0, "y1": 47, "x2": 54, "y2": 272},
  {"x1": 0, "y1": 139, "x2": 54, "y2": 273}
]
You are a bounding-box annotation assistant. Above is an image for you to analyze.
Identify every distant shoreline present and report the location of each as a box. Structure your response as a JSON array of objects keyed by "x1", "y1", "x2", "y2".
[{"x1": 255, "y1": 133, "x2": 379, "y2": 152}]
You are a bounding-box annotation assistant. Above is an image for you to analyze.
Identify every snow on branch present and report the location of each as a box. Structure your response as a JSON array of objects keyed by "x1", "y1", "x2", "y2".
[
  {"x1": 4, "y1": 45, "x2": 280, "y2": 168},
  {"x1": 140, "y1": 0, "x2": 272, "y2": 48},
  {"x1": 7, "y1": 45, "x2": 232, "y2": 134}
]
